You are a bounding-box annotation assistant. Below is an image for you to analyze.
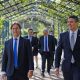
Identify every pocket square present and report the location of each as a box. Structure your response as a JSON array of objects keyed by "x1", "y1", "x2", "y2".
[{"x1": 78, "y1": 35, "x2": 80, "y2": 36}]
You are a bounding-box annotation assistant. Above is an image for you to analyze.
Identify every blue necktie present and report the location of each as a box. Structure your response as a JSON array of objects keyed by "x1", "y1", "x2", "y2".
[
  {"x1": 14, "y1": 39, "x2": 18, "y2": 68},
  {"x1": 45, "y1": 36, "x2": 47, "y2": 51}
]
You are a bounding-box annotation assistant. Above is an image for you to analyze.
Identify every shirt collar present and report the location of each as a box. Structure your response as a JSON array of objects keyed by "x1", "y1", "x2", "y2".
[
  {"x1": 70, "y1": 29, "x2": 78, "y2": 34},
  {"x1": 28, "y1": 35, "x2": 33, "y2": 37},
  {"x1": 13, "y1": 36, "x2": 20, "y2": 40}
]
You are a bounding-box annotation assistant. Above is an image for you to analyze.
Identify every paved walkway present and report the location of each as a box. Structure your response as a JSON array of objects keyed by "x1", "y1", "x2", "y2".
[
  {"x1": 0, "y1": 54, "x2": 64, "y2": 80},
  {"x1": 30, "y1": 54, "x2": 64, "y2": 80}
]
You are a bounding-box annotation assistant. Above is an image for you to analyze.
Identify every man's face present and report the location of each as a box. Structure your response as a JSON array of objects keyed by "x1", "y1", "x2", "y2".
[
  {"x1": 33, "y1": 33, "x2": 37, "y2": 37},
  {"x1": 49, "y1": 32, "x2": 53, "y2": 35},
  {"x1": 28, "y1": 30, "x2": 33, "y2": 36},
  {"x1": 43, "y1": 30, "x2": 48, "y2": 36},
  {"x1": 11, "y1": 24, "x2": 21, "y2": 37},
  {"x1": 67, "y1": 18, "x2": 78, "y2": 31}
]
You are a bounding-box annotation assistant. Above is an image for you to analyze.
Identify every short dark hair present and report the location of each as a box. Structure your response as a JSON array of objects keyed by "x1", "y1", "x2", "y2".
[
  {"x1": 28, "y1": 28, "x2": 33, "y2": 32},
  {"x1": 69, "y1": 15, "x2": 79, "y2": 22},
  {"x1": 11, "y1": 23, "x2": 21, "y2": 29}
]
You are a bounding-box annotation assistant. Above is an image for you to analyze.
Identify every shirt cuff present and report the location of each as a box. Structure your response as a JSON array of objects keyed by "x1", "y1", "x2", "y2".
[{"x1": 0, "y1": 71, "x2": 6, "y2": 75}]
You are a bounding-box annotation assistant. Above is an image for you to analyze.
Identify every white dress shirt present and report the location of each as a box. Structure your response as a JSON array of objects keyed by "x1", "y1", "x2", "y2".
[
  {"x1": 69, "y1": 29, "x2": 78, "y2": 63},
  {"x1": 13, "y1": 36, "x2": 20, "y2": 56},
  {"x1": 28, "y1": 35, "x2": 32, "y2": 42}
]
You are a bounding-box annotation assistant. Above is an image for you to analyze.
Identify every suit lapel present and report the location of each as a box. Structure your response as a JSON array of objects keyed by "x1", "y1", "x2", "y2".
[
  {"x1": 74, "y1": 29, "x2": 80, "y2": 50},
  {"x1": 10, "y1": 38, "x2": 13, "y2": 53},
  {"x1": 10, "y1": 38, "x2": 14, "y2": 62},
  {"x1": 66, "y1": 31, "x2": 71, "y2": 50},
  {"x1": 42, "y1": 36, "x2": 44, "y2": 49},
  {"x1": 25, "y1": 36, "x2": 28, "y2": 39},
  {"x1": 48, "y1": 35, "x2": 50, "y2": 47},
  {"x1": 18, "y1": 37, "x2": 22, "y2": 65}
]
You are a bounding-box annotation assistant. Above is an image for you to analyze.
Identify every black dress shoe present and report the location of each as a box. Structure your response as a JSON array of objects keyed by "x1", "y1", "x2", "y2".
[
  {"x1": 41, "y1": 73, "x2": 45, "y2": 77},
  {"x1": 48, "y1": 71, "x2": 50, "y2": 75},
  {"x1": 48, "y1": 72, "x2": 50, "y2": 76},
  {"x1": 36, "y1": 66, "x2": 38, "y2": 68}
]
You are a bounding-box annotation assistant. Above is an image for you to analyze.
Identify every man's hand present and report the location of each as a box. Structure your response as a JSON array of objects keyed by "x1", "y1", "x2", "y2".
[
  {"x1": 0, "y1": 72, "x2": 7, "y2": 80},
  {"x1": 54, "y1": 68, "x2": 59, "y2": 77},
  {"x1": 27, "y1": 70, "x2": 33, "y2": 78}
]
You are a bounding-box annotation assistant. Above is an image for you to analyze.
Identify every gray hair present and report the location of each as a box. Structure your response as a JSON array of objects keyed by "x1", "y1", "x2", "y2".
[{"x1": 43, "y1": 28, "x2": 49, "y2": 33}]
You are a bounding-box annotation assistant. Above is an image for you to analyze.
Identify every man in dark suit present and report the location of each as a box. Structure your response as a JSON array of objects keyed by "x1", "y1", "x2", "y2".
[
  {"x1": 49, "y1": 31, "x2": 57, "y2": 67},
  {"x1": 33, "y1": 31, "x2": 39, "y2": 68},
  {"x1": 55, "y1": 15, "x2": 80, "y2": 80},
  {"x1": 39, "y1": 29, "x2": 55, "y2": 77},
  {"x1": 2, "y1": 23, "x2": 34, "y2": 80},
  {"x1": 49, "y1": 31, "x2": 57, "y2": 46},
  {"x1": 25, "y1": 28, "x2": 39, "y2": 68}
]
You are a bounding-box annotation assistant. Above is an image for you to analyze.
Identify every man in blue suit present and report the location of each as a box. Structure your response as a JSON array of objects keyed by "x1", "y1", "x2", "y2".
[
  {"x1": 2, "y1": 22, "x2": 34, "y2": 80},
  {"x1": 39, "y1": 29, "x2": 55, "y2": 77},
  {"x1": 55, "y1": 15, "x2": 80, "y2": 80}
]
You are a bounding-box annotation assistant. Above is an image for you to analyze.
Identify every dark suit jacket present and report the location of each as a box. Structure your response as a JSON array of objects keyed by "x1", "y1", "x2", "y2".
[
  {"x1": 49, "y1": 35, "x2": 57, "y2": 46},
  {"x1": 25, "y1": 36, "x2": 38, "y2": 53},
  {"x1": 2, "y1": 37, "x2": 34, "y2": 76},
  {"x1": 33, "y1": 37, "x2": 39, "y2": 53},
  {"x1": 39, "y1": 35, "x2": 55, "y2": 55},
  {"x1": 55, "y1": 29, "x2": 80, "y2": 72}
]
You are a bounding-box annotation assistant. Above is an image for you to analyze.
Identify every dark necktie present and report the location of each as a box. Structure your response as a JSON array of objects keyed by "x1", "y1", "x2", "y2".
[{"x1": 13, "y1": 38, "x2": 18, "y2": 68}]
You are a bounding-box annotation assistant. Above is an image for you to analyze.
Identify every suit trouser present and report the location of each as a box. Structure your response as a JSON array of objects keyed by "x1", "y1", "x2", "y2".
[
  {"x1": 41, "y1": 52, "x2": 51, "y2": 73},
  {"x1": 63, "y1": 63, "x2": 80, "y2": 80},
  {"x1": 7, "y1": 68, "x2": 29, "y2": 80},
  {"x1": 51, "y1": 52, "x2": 55, "y2": 66}
]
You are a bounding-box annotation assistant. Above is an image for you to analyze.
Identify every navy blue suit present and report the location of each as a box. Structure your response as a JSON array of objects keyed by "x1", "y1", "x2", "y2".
[
  {"x1": 39, "y1": 35, "x2": 55, "y2": 73},
  {"x1": 2, "y1": 37, "x2": 34, "y2": 80},
  {"x1": 55, "y1": 29, "x2": 80, "y2": 80},
  {"x1": 32, "y1": 37, "x2": 39, "y2": 56},
  {"x1": 39, "y1": 35, "x2": 55, "y2": 55}
]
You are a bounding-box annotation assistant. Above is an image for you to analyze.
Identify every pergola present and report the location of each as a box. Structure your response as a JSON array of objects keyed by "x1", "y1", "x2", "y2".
[
  {"x1": 0, "y1": 0, "x2": 80, "y2": 41},
  {"x1": 0, "y1": 0, "x2": 80, "y2": 19}
]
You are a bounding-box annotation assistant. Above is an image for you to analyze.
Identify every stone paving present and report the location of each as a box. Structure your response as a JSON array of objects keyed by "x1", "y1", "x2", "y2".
[
  {"x1": 30, "y1": 68, "x2": 63, "y2": 80},
  {"x1": 0, "y1": 54, "x2": 64, "y2": 80},
  {"x1": 30, "y1": 54, "x2": 64, "y2": 80}
]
